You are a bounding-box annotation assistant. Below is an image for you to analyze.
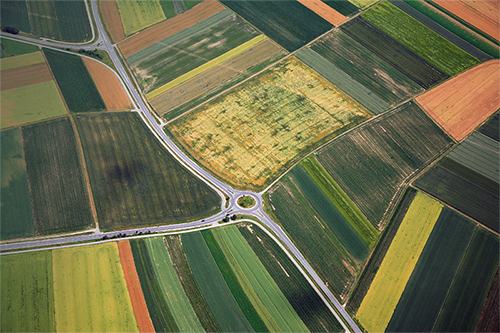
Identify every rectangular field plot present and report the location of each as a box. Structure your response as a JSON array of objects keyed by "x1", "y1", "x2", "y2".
[
  {"x1": 116, "y1": 0, "x2": 166, "y2": 36},
  {"x1": 0, "y1": 128, "x2": 34, "y2": 240},
  {"x1": 220, "y1": 0, "x2": 332, "y2": 52},
  {"x1": 1, "y1": 51, "x2": 44, "y2": 71},
  {"x1": 1, "y1": 62, "x2": 52, "y2": 91},
  {"x1": 75, "y1": 112, "x2": 220, "y2": 230},
  {"x1": 53, "y1": 243, "x2": 138, "y2": 332},
  {"x1": 362, "y1": 1, "x2": 479, "y2": 76},
  {"x1": 0, "y1": 38, "x2": 38, "y2": 57},
  {"x1": 0, "y1": 0, "x2": 30, "y2": 33},
  {"x1": 316, "y1": 101, "x2": 453, "y2": 228},
  {"x1": 356, "y1": 191, "x2": 443, "y2": 333},
  {"x1": 27, "y1": 0, "x2": 61, "y2": 40},
  {"x1": 99, "y1": 0, "x2": 126, "y2": 43},
  {"x1": 309, "y1": 29, "x2": 423, "y2": 106},
  {"x1": 322, "y1": 0, "x2": 360, "y2": 16},
  {"x1": 296, "y1": 0, "x2": 347, "y2": 26},
  {"x1": 167, "y1": 57, "x2": 371, "y2": 191},
  {"x1": 1, "y1": 251, "x2": 54, "y2": 332}
]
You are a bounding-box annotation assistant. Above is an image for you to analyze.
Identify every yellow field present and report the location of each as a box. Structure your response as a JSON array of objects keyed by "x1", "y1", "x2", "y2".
[
  {"x1": 52, "y1": 242, "x2": 139, "y2": 332},
  {"x1": 116, "y1": 0, "x2": 166, "y2": 36},
  {"x1": 146, "y1": 34, "x2": 267, "y2": 99},
  {"x1": 356, "y1": 192, "x2": 443, "y2": 332},
  {"x1": 348, "y1": 0, "x2": 378, "y2": 9},
  {"x1": 1, "y1": 81, "x2": 67, "y2": 129},
  {"x1": 1, "y1": 51, "x2": 44, "y2": 71},
  {"x1": 167, "y1": 57, "x2": 371, "y2": 191}
]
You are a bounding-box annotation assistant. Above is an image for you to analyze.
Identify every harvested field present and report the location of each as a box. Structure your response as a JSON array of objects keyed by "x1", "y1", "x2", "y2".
[
  {"x1": 432, "y1": 0, "x2": 499, "y2": 42},
  {"x1": 1, "y1": 62, "x2": 52, "y2": 91},
  {"x1": 82, "y1": 57, "x2": 133, "y2": 111},
  {"x1": 53, "y1": 243, "x2": 138, "y2": 332},
  {"x1": 475, "y1": 268, "x2": 499, "y2": 333},
  {"x1": 118, "y1": 0, "x2": 224, "y2": 57},
  {"x1": 416, "y1": 59, "x2": 500, "y2": 141},
  {"x1": 356, "y1": 192, "x2": 442, "y2": 333},
  {"x1": 1, "y1": 51, "x2": 44, "y2": 71},
  {"x1": 116, "y1": 0, "x2": 165, "y2": 36},
  {"x1": 99, "y1": 0, "x2": 126, "y2": 43},
  {"x1": 118, "y1": 241, "x2": 155, "y2": 333},
  {"x1": 151, "y1": 38, "x2": 286, "y2": 118},
  {"x1": 297, "y1": 0, "x2": 347, "y2": 26},
  {"x1": 167, "y1": 57, "x2": 371, "y2": 191}
]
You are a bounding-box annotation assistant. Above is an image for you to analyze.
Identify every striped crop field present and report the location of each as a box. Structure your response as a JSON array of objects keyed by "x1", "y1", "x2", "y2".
[
  {"x1": 296, "y1": 0, "x2": 347, "y2": 26},
  {"x1": 0, "y1": 0, "x2": 30, "y2": 34},
  {"x1": 166, "y1": 57, "x2": 371, "y2": 191},
  {"x1": 0, "y1": 38, "x2": 38, "y2": 57},
  {"x1": 348, "y1": 0, "x2": 378, "y2": 9},
  {"x1": 98, "y1": 0, "x2": 126, "y2": 43},
  {"x1": 356, "y1": 191, "x2": 443, "y2": 333},
  {"x1": 1, "y1": 51, "x2": 44, "y2": 71},
  {"x1": 115, "y1": 0, "x2": 166, "y2": 36}
]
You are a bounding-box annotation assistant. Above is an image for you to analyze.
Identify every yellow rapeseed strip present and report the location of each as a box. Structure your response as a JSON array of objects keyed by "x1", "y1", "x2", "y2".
[
  {"x1": 357, "y1": 192, "x2": 443, "y2": 333},
  {"x1": 146, "y1": 34, "x2": 266, "y2": 99},
  {"x1": 1, "y1": 51, "x2": 44, "y2": 71},
  {"x1": 348, "y1": 0, "x2": 378, "y2": 9}
]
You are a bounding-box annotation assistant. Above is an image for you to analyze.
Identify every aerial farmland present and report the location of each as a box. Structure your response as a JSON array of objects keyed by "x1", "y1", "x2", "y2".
[{"x1": 1, "y1": 0, "x2": 499, "y2": 332}]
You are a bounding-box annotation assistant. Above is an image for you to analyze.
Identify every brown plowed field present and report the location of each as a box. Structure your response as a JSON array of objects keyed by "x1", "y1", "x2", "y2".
[
  {"x1": 99, "y1": 0, "x2": 126, "y2": 43},
  {"x1": 118, "y1": 0, "x2": 224, "y2": 58},
  {"x1": 83, "y1": 57, "x2": 132, "y2": 111},
  {"x1": 118, "y1": 240, "x2": 155, "y2": 333},
  {"x1": 416, "y1": 60, "x2": 500, "y2": 141},
  {"x1": 432, "y1": 0, "x2": 499, "y2": 41},
  {"x1": 1, "y1": 62, "x2": 52, "y2": 91},
  {"x1": 475, "y1": 268, "x2": 499, "y2": 333},
  {"x1": 297, "y1": 0, "x2": 347, "y2": 26}
]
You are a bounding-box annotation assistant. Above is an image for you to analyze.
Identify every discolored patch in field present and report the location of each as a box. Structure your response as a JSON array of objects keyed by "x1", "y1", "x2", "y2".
[
  {"x1": 118, "y1": 0, "x2": 224, "y2": 58},
  {"x1": 416, "y1": 59, "x2": 500, "y2": 141},
  {"x1": 1, "y1": 62, "x2": 52, "y2": 91},
  {"x1": 99, "y1": 0, "x2": 126, "y2": 43},
  {"x1": 82, "y1": 57, "x2": 133, "y2": 111},
  {"x1": 297, "y1": 0, "x2": 347, "y2": 26},
  {"x1": 115, "y1": 0, "x2": 166, "y2": 37}
]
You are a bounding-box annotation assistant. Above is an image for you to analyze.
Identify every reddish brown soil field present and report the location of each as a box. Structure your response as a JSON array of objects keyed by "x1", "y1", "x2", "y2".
[
  {"x1": 475, "y1": 268, "x2": 499, "y2": 332},
  {"x1": 118, "y1": 240, "x2": 155, "y2": 333},
  {"x1": 416, "y1": 60, "x2": 500, "y2": 141},
  {"x1": 118, "y1": 0, "x2": 224, "y2": 58},
  {"x1": 432, "y1": 0, "x2": 499, "y2": 41},
  {"x1": 99, "y1": 0, "x2": 126, "y2": 43},
  {"x1": 1, "y1": 62, "x2": 52, "y2": 91},
  {"x1": 297, "y1": 0, "x2": 347, "y2": 26},
  {"x1": 83, "y1": 57, "x2": 133, "y2": 111}
]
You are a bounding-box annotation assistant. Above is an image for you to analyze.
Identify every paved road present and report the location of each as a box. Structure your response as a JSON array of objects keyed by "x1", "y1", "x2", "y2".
[{"x1": 0, "y1": 3, "x2": 361, "y2": 332}]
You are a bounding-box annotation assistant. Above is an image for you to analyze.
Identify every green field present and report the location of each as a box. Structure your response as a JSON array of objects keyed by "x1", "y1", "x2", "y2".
[
  {"x1": 0, "y1": 38, "x2": 38, "y2": 57},
  {"x1": 1, "y1": 51, "x2": 44, "y2": 71},
  {"x1": 1, "y1": 128, "x2": 34, "y2": 240},
  {"x1": 44, "y1": 49, "x2": 105, "y2": 112},
  {"x1": 220, "y1": 0, "x2": 332, "y2": 51},
  {"x1": 144, "y1": 237, "x2": 204, "y2": 332},
  {"x1": 385, "y1": 207, "x2": 476, "y2": 332},
  {"x1": 479, "y1": 112, "x2": 499, "y2": 141},
  {"x1": 238, "y1": 223, "x2": 345, "y2": 332},
  {"x1": 310, "y1": 29, "x2": 423, "y2": 106},
  {"x1": 362, "y1": 1, "x2": 479, "y2": 76},
  {"x1": 27, "y1": 0, "x2": 61, "y2": 40},
  {"x1": 53, "y1": 0, "x2": 92, "y2": 42},
  {"x1": 433, "y1": 227, "x2": 499, "y2": 332},
  {"x1": 116, "y1": 0, "x2": 166, "y2": 36},
  {"x1": 75, "y1": 112, "x2": 220, "y2": 230},
  {"x1": 22, "y1": 117, "x2": 94, "y2": 235},
  {"x1": 267, "y1": 176, "x2": 359, "y2": 301},
  {"x1": 182, "y1": 232, "x2": 254, "y2": 332},
  {"x1": 130, "y1": 239, "x2": 179, "y2": 332},
  {"x1": 348, "y1": 0, "x2": 378, "y2": 9},
  {"x1": 323, "y1": 0, "x2": 359, "y2": 16},
  {"x1": 0, "y1": 0, "x2": 31, "y2": 33},
  {"x1": 341, "y1": 17, "x2": 448, "y2": 89},
  {"x1": 1, "y1": 251, "x2": 54, "y2": 332},
  {"x1": 301, "y1": 155, "x2": 378, "y2": 248},
  {"x1": 316, "y1": 101, "x2": 453, "y2": 227},
  {"x1": 163, "y1": 235, "x2": 221, "y2": 332}
]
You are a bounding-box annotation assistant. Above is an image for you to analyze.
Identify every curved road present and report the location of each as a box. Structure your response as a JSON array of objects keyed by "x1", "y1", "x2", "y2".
[{"x1": 0, "y1": 3, "x2": 361, "y2": 332}]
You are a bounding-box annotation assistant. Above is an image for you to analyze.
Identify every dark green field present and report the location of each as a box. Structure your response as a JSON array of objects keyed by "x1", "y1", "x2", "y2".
[
  {"x1": 130, "y1": 239, "x2": 179, "y2": 332},
  {"x1": 479, "y1": 112, "x2": 499, "y2": 141},
  {"x1": 474, "y1": 268, "x2": 499, "y2": 333},
  {"x1": 341, "y1": 17, "x2": 448, "y2": 89},
  {"x1": 53, "y1": 0, "x2": 92, "y2": 42},
  {"x1": 0, "y1": 0, "x2": 31, "y2": 34},
  {"x1": 0, "y1": 128, "x2": 34, "y2": 240},
  {"x1": 433, "y1": 227, "x2": 499, "y2": 332},
  {"x1": 316, "y1": 102, "x2": 453, "y2": 227},
  {"x1": 220, "y1": 0, "x2": 332, "y2": 52},
  {"x1": 385, "y1": 207, "x2": 476, "y2": 332},
  {"x1": 322, "y1": 0, "x2": 359, "y2": 16},
  {"x1": 0, "y1": 38, "x2": 38, "y2": 57},
  {"x1": 75, "y1": 112, "x2": 220, "y2": 230},
  {"x1": 44, "y1": 48, "x2": 105, "y2": 112},
  {"x1": 27, "y1": 0, "x2": 61, "y2": 40},
  {"x1": 238, "y1": 223, "x2": 344, "y2": 333},
  {"x1": 22, "y1": 117, "x2": 94, "y2": 235},
  {"x1": 163, "y1": 235, "x2": 221, "y2": 332},
  {"x1": 310, "y1": 29, "x2": 422, "y2": 106}
]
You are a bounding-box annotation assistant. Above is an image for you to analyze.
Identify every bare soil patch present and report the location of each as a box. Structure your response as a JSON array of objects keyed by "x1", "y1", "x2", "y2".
[
  {"x1": 99, "y1": 0, "x2": 126, "y2": 43},
  {"x1": 297, "y1": 0, "x2": 347, "y2": 26},
  {"x1": 416, "y1": 60, "x2": 500, "y2": 141},
  {"x1": 1, "y1": 62, "x2": 52, "y2": 91}
]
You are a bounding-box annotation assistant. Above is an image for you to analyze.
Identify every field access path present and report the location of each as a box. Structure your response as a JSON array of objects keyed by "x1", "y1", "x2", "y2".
[{"x1": 0, "y1": 2, "x2": 361, "y2": 332}]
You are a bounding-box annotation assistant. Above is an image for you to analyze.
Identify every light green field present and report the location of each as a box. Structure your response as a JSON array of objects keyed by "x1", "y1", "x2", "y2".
[
  {"x1": 116, "y1": 0, "x2": 166, "y2": 36},
  {"x1": 348, "y1": 0, "x2": 378, "y2": 9},
  {"x1": 52, "y1": 242, "x2": 138, "y2": 332},
  {"x1": 356, "y1": 192, "x2": 443, "y2": 332},
  {"x1": 145, "y1": 237, "x2": 204, "y2": 332},
  {"x1": 1, "y1": 80, "x2": 67, "y2": 129},
  {"x1": 213, "y1": 225, "x2": 308, "y2": 332},
  {"x1": 1, "y1": 51, "x2": 44, "y2": 71}
]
